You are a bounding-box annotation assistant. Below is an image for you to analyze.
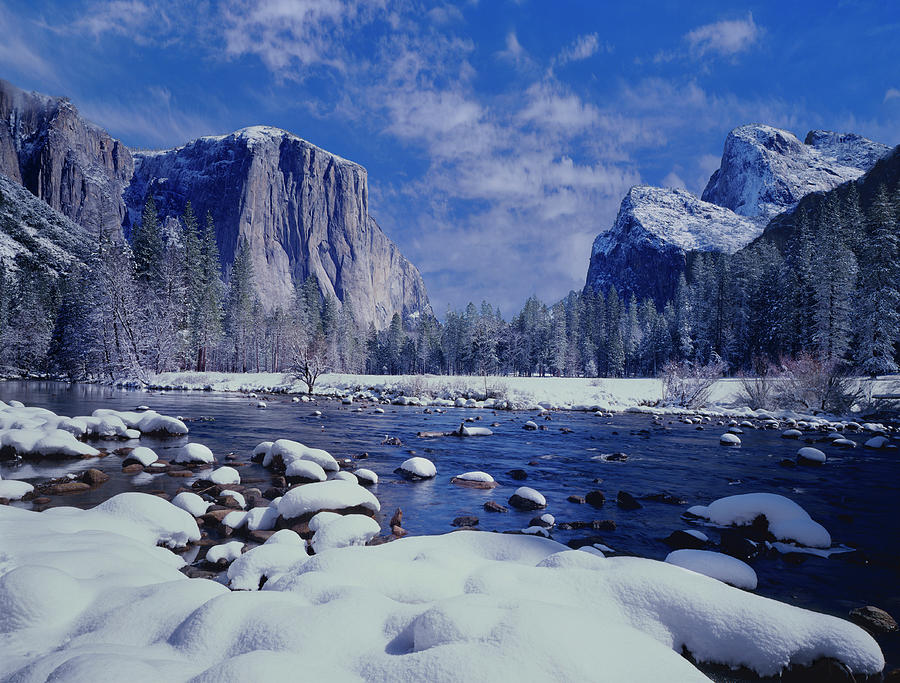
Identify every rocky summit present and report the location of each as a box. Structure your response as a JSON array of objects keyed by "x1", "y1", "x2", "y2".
[
  {"x1": 701, "y1": 124, "x2": 889, "y2": 221},
  {"x1": 585, "y1": 123, "x2": 890, "y2": 304},
  {"x1": 0, "y1": 79, "x2": 429, "y2": 329}
]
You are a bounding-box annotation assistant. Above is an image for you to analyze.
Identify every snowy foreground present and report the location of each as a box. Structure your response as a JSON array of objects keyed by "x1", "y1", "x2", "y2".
[
  {"x1": 121, "y1": 371, "x2": 900, "y2": 418},
  {"x1": 0, "y1": 492, "x2": 885, "y2": 681}
]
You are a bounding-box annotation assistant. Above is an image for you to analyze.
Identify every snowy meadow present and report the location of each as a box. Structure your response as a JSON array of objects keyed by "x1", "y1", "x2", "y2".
[{"x1": 0, "y1": 381, "x2": 897, "y2": 681}]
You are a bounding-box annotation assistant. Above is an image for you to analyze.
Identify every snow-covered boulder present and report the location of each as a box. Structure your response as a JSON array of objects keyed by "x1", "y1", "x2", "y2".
[
  {"x1": 207, "y1": 541, "x2": 244, "y2": 564},
  {"x1": 523, "y1": 420, "x2": 538, "y2": 431},
  {"x1": 451, "y1": 471, "x2": 497, "y2": 489},
  {"x1": 136, "y1": 412, "x2": 188, "y2": 436},
  {"x1": 277, "y1": 480, "x2": 380, "y2": 521},
  {"x1": 285, "y1": 459, "x2": 327, "y2": 483},
  {"x1": 509, "y1": 486, "x2": 547, "y2": 510},
  {"x1": 245, "y1": 506, "x2": 279, "y2": 532},
  {"x1": 173, "y1": 443, "x2": 215, "y2": 465},
  {"x1": 865, "y1": 436, "x2": 889, "y2": 449},
  {"x1": 226, "y1": 543, "x2": 309, "y2": 590},
  {"x1": 94, "y1": 492, "x2": 201, "y2": 548},
  {"x1": 719, "y1": 433, "x2": 741, "y2": 446},
  {"x1": 210, "y1": 466, "x2": 241, "y2": 485},
  {"x1": 355, "y1": 468, "x2": 378, "y2": 486},
  {"x1": 124, "y1": 446, "x2": 159, "y2": 467},
  {"x1": 666, "y1": 549, "x2": 758, "y2": 590},
  {"x1": 172, "y1": 491, "x2": 212, "y2": 518},
  {"x1": 687, "y1": 493, "x2": 831, "y2": 548},
  {"x1": 797, "y1": 447, "x2": 826, "y2": 465},
  {"x1": 395, "y1": 456, "x2": 437, "y2": 480},
  {"x1": 0, "y1": 477, "x2": 33, "y2": 500},
  {"x1": 310, "y1": 514, "x2": 380, "y2": 554}
]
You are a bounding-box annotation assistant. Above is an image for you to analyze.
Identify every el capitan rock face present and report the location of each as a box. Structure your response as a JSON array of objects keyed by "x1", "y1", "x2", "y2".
[
  {"x1": 586, "y1": 124, "x2": 890, "y2": 304},
  {"x1": 0, "y1": 79, "x2": 133, "y2": 237},
  {"x1": 127, "y1": 127, "x2": 429, "y2": 328},
  {"x1": 0, "y1": 79, "x2": 429, "y2": 329}
]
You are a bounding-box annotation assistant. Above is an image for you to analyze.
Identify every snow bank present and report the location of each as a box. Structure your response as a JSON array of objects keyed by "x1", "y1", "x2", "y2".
[
  {"x1": 687, "y1": 493, "x2": 831, "y2": 548},
  {"x1": 0, "y1": 502, "x2": 886, "y2": 679},
  {"x1": 666, "y1": 549, "x2": 758, "y2": 590}
]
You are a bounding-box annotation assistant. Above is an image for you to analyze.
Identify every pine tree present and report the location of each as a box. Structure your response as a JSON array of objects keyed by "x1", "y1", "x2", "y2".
[
  {"x1": 855, "y1": 185, "x2": 899, "y2": 374},
  {"x1": 132, "y1": 196, "x2": 164, "y2": 286},
  {"x1": 605, "y1": 286, "x2": 625, "y2": 377},
  {"x1": 811, "y1": 194, "x2": 857, "y2": 360},
  {"x1": 224, "y1": 240, "x2": 256, "y2": 372},
  {"x1": 194, "y1": 212, "x2": 223, "y2": 371}
]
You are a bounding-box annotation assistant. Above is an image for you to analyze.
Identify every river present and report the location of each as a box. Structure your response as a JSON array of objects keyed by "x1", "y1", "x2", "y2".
[{"x1": 1, "y1": 380, "x2": 897, "y2": 673}]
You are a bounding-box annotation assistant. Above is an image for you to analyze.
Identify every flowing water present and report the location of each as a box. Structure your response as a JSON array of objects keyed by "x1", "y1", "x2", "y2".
[{"x1": 1, "y1": 380, "x2": 898, "y2": 673}]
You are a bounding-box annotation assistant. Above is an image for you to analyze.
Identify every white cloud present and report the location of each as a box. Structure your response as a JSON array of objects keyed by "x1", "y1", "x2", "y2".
[
  {"x1": 519, "y1": 82, "x2": 600, "y2": 132},
  {"x1": 685, "y1": 13, "x2": 760, "y2": 59},
  {"x1": 497, "y1": 30, "x2": 528, "y2": 65},
  {"x1": 884, "y1": 88, "x2": 900, "y2": 103},
  {"x1": 662, "y1": 171, "x2": 686, "y2": 190},
  {"x1": 556, "y1": 33, "x2": 602, "y2": 65}
]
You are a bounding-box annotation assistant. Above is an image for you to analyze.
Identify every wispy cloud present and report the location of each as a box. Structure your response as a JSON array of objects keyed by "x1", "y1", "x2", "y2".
[
  {"x1": 0, "y1": 5, "x2": 58, "y2": 83},
  {"x1": 685, "y1": 13, "x2": 760, "y2": 59},
  {"x1": 556, "y1": 33, "x2": 605, "y2": 65},
  {"x1": 884, "y1": 87, "x2": 900, "y2": 103},
  {"x1": 78, "y1": 86, "x2": 220, "y2": 148}
]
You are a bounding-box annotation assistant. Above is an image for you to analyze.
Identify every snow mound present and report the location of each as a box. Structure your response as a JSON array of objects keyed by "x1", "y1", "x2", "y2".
[
  {"x1": 173, "y1": 443, "x2": 215, "y2": 465},
  {"x1": 396, "y1": 456, "x2": 436, "y2": 479},
  {"x1": 277, "y1": 480, "x2": 381, "y2": 520},
  {"x1": 454, "y1": 471, "x2": 495, "y2": 483},
  {"x1": 207, "y1": 541, "x2": 244, "y2": 564},
  {"x1": 172, "y1": 491, "x2": 212, "y2": 517},
  {"x1": 0, "y1": 506, "x2": 886, "y2": 679},
  {"x1": 355, "y1": 468, "x2": 378, "y2": 486},
  {"x1": 797, "y1": 447, "x2": 826, "y2": 464},
  {"x1": 719, "y1": 433, "x2": 741, "y2": 446},
  {"x1": 0, "y1": 478, "x2": 34, "y2": 500},
  {"x1": 267, "y1": 439, "x2": 338, "y2": 472},
  {"x1": 687, "y1": 493, "x2": 831, "y2": 548},
  {"x1": 666, "y1": 549, "x2": 758, "y2": 590},
  {"x1": 210, "y1": 466, "x2": 241, "y2": 485},
  {"x1": 285, "y1": 459, "x2": 327, "y2": 482},
  {"x1": 310, "y1": 514, "x2": 381, "y2": 553},
  {"x1": 126, "y1": 446, "x2": 158, "y2": 466},
  {"x1": 94, "y1": 492, "x2": 201, "y2": 548},
  {"x1": 226, "y1": 543, "x2": 310, "y2": 590}
]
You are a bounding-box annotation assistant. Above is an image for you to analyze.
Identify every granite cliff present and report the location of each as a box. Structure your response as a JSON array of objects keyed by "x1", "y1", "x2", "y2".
[{"x1": 0, "y1": 79, "x2": 429, "y2": 329}]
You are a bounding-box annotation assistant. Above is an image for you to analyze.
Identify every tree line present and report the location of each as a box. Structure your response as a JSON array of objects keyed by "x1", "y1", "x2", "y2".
[{"x1": 0, "y1": 180, "x2": 897, "y2": 381}]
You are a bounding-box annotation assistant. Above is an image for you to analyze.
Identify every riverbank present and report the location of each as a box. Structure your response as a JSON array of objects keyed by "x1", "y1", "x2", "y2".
[{"x1": 114, "y1": 371, "x2": 900, "y2": 422}]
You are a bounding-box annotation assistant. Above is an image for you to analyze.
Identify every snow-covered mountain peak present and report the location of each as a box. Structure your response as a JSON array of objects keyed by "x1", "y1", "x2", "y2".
[
  {"x1": 138, "y1": 125, "x2": 362, "y2": 171},
  {"x1": 803, "y1": 130, "x2": 891, "y2": 170},
  {"x1": 593, "y1": 185, "x2": 760, "y2": 257},
  {"x1": 586, "y1": 185, "x2": 762, "y2": 303},
  {"x1": 701, "y1": 123, "x2": 881, "y2": 221}
]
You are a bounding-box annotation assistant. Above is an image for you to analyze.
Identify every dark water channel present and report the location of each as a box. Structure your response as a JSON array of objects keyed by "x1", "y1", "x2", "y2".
[{"x1": 1, "y1": 380, "x2": 898, "y2": 674}]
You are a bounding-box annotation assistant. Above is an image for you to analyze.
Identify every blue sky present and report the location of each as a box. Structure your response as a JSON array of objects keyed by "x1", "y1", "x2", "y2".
[{"x1": 1, "y1": 0, "x2": 898, "y2": 316}]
